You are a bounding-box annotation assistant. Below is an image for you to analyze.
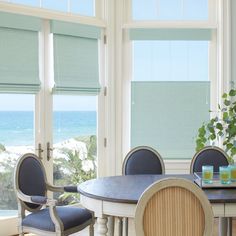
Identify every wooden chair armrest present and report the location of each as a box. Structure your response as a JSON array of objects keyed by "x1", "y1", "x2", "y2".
[{"x1": 17, "y1": 190, "x2": 57, "y2": 206}]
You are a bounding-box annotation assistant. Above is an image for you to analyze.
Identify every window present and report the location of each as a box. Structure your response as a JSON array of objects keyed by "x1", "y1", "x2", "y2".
[
  {"x1": 131, "y1": 40, "x2": 210, "y2": 159},
  {"x1": 53, "y1": 95, "x2": 97, "y2": 204},
  {"x1": 126, "y1": 0, "x2": 217, "y2": 160},
  {"x1": 0, "y1": 94, "x2": 34, "y2": 217},
  {"x1": 0, "y1": 3, "x2": 104, "y2": 225},
  {"x1": 132, "y1": 0, "x2": 208, "y2": 20},
  {"x1": 4, "y1": 0, "x2": 96, "y2": 16}
]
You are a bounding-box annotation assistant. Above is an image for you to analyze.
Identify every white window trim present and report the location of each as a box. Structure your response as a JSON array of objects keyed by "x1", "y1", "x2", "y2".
[
  {"x1": 111, "y1": 0, "x2": 232, "y2": 175},
  {"x1": 0, "y1": 2, "x2": 107, "y2": 232},
  {"x1": 0, "y1": 1, "x2": 106, "y2": 27}
]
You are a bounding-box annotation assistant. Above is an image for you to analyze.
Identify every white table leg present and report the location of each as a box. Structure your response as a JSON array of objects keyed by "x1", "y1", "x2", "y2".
[
  {"x1": 227, "y1": 217, "x2": 232, "y2": 236},
  {"x1": 108, "y1": 216, "x2": 115, "y2": 236},
  {"x1": 97, "y1": 216, "x2": 108, "y2": 236},
  {"x1": 219, "y1": 217, "x2": 228, "y2": 236}
]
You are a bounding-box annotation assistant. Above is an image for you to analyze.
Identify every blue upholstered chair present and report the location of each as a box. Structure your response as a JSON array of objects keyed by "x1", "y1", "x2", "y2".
[
  {"x1": 121, "y1": 146, "x2": 165, "y2": 236},
  {"x1": 190, "y1": 146, "x2": 229, "y2": 174},
  {"x1": 190, "y1": 146, "x2": 232, "y2": 236},
  {"x1": 14, "y1": 153, "x2": 94, "y2": 236},
  {"x1": 122, "y1": 146, "x2": 165, "y2": 175}
]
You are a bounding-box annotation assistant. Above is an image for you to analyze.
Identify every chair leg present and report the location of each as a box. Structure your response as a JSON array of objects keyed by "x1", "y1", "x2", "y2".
[{"x1": 89, "y1": 222, "x2": 94, "y2": 236}]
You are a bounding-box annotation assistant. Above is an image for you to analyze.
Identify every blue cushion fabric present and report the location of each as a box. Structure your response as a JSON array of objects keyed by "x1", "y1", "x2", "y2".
[
  {"x1": 64, "y1": 185, "x2": 78, "y2": 193},
  {"x1": 125, "y1": 149, "x2": 163, "y2": 175},
  {"x1": 31, "y1": 196, "x2": 47, "y2": 204},
  {"x1": 22, "y1": 206, "x2": 92, "y2": 232},
  {"x1": 192, "y1": 149, "x2": 229, "y2": 173},
  {"x1": 18, "y1": 156, "x2": 46, "y2": 209}
]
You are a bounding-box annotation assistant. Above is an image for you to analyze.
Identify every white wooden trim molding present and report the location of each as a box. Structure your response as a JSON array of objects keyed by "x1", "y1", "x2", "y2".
[{"x1": 0, "y1": 2, "x2": 106, "y2": 27}]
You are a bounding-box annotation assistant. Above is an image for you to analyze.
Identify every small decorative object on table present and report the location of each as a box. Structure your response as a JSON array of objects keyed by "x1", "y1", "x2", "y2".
[
  {"x1": 219, "y1": 166, "x2": 231, "y2": 184},
  {"x1": 230, "y1": 165, "x2": 236, "y2": 182},
  {"x1": 202, "y1": 165, "x2": 213, "y2": 184}
]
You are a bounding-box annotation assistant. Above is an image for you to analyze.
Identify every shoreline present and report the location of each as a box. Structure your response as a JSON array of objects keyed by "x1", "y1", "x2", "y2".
[{"x1": 0, "y1": 136, "x2": 92, "y2": 162}]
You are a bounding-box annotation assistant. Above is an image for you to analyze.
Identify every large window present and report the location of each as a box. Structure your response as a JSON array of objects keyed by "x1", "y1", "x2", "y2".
[
  {"x1": 132, "y1": 0, "x2": 208, "y2": 20},
  {"x1": 1, "y1": 0, "x2": 95, "y2": 16},
  {"x1": 127, "y1": 0, "x2": 216, "y2": 160},
  {"x1": 131, "y1": 40, "x2": 210, "y2": 159},
  {"x1": 0, "y1": 3, "x2": 103, "y2": 231},
  {"x1": 0, "y1": 94, "x2": 34, "y2": 217},
  {"x1": 53, "y1": 95, "x2": 97, "y2": 204}
]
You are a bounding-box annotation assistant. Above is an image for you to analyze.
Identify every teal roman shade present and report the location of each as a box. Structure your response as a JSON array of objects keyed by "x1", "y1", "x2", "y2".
[
  {"x1": 0, "y1": 12, "x2": 41, "y2": 94},
  {"x1": 129, "y1": 28, "x2": 212, "y2": 41},
  {"x1": 131, "y1": 81, "x2": 210, "y2": 159},
  {"x1": 51, "y1": 20, "x2": 101, "y2": 95}
]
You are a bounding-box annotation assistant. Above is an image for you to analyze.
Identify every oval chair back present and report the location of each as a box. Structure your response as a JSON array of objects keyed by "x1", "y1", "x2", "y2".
[
  {"x1": 135, "y1": 178, "x2": 214, "y2": 236},
  {"x1": 122, "y1": 146, "x2": 165, "y2": 175},
  {"x1": 14, "y1": 153, "x2": 47, "y2": 211},
  {"x1": 190, "y1": 146, "x2": 229, "y2": 174}
]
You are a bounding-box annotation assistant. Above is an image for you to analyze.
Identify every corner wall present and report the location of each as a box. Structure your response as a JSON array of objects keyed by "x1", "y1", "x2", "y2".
[{"x1": 232, "y1": 0, "x2": 236, "y2": 85}]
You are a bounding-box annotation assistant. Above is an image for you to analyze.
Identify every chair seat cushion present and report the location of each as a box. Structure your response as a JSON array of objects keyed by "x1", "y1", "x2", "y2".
[{"x1": 22, "y1": 206, "x2": 92, "y2": 232}]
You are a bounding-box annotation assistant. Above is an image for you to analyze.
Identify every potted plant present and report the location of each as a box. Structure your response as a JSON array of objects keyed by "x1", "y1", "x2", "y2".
[{"x1": 196, "y1": 89, "x2": 236, "y2": 164}]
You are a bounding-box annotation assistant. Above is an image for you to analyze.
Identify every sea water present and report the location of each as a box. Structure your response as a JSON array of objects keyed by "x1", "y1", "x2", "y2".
[{"x1": 0, "y1": 111, "x2": 96, "y2": 146}]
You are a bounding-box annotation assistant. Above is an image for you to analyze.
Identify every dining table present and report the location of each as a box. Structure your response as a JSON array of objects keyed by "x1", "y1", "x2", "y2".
[{"x1": 78, "y1": 174, "x2": 236, "y2": 236}]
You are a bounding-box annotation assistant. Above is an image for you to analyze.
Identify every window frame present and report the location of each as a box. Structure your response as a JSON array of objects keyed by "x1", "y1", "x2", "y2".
[
  {"x1": 115, "y1": 0, "x2": 231, "y2": 174},
  {"x1": 0, "y1": 1, "x2": 106, "y2": 232}
]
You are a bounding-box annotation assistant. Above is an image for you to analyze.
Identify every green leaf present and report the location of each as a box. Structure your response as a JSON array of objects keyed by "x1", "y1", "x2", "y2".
[
  {"x1": 216, "y1": 122, "x2": 223, "y2": 130},
  {"x1": 207, "y1": 123, "x2": 215, "y2": 133},
  {"x1": 223, "y1": 112, "x2": 229, "y2": 121},
  {"x1": 224, "y1": 100, "x2": 231, "y2": 106},
  {"x1": 226, "y1": 143, "x2": 233, "y2": 149},
  {"x1": 231, "y1": 147, "x2": 236, "y2": 156},
  {"x1": 210, "y1": 133, "x2": 216, "y2": 140},
  {"x1": 229, "y1": 89, "x2": 236, "y2": 96},
  {"x1": 222, "y1": 93, "x2": 228, "y2": 99},
  {"x1": 198, "y1": 125, "x2": 206, "y2": 137}
]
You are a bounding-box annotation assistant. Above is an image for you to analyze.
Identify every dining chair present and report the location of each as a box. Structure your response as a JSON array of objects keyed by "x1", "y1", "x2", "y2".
[
  {"x1": 122, "y1": 146, "x2": 165, "y2": 175},
  {"x1": 135, "y1": 177, "x2": 214, "y2": 236},
  {"x1": 14, "y1": 153, "x2": 94, "y2": 236},
  {"x1": 190, "y1": 146, "x2": 231, "y2": 235},
  {"x1": 120, "y1": 146, "x2": 165, "y2": 236},
  {"x1": 190, "y1": 146, "x2": 229, "y2": 174}
]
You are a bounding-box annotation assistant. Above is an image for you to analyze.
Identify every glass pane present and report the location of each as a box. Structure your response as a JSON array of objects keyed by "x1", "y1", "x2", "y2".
[
  {"x1": 70, "y1": 0, "x2": 95, "y2": 16},
  {"x1": 53, "y1": 95, "x2": 97, "y2": 205},
  {"x1": 42, "y1": 0, "x2": 68, "y2": 12},
  {"x1": 184, "y1": 0, "x2": 208, "y2": 20},
  {"x1": 11, "y1": 0, "x2": 39, "y2": 7},
  {"x1": 4, "y1": 0, "x2": 95, "y2": 16},
  {"x1": 159, "y1": 0, "x2": 182, "y2": 20},
  {"x1": 131, "y1": 41, "x2": 210, "y2": 159},
  {"x1": 133, "y1": 41, "x2": 209, "y2": 81},
  {"x1": 132, "y1": 0, "x2": 208, "y2": 20},
  {"x1": 0, "y1": 94, "x2": 34, "y2": 217},
  {"x1": 132, "y1": 0, "x2": 157, "y2": 20}
]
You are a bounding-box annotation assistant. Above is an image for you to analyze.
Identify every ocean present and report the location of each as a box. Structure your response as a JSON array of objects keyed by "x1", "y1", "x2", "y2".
[{"x1": 0, "y1": 111, "x2": 96, "y2": 146}]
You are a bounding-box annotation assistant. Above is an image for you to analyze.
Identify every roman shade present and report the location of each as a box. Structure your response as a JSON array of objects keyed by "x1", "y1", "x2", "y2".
[
  {"x1": 129, "y1": 28, "x2": 212, "y2": 41},
  {"x1": 131, "y1": 81, "x2": 210, "y2": 159},
  {"x1": 0, "y1": 12, "x2": 41, "y2": 94},
  {"x1": 51, "y1": 20, "x2": 101, "y2": 95}
]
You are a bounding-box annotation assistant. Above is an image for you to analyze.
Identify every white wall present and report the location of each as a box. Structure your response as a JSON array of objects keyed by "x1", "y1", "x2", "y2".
[{"x1": 232, "y1": 0, "x2": 236, "y2": 85}]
